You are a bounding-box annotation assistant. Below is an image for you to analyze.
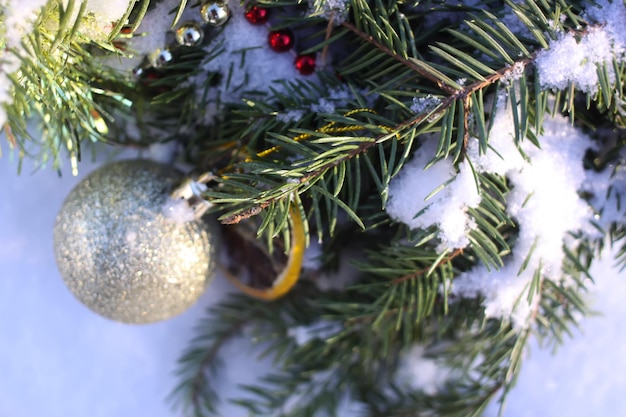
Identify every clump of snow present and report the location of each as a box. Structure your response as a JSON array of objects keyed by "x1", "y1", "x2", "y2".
[
  {"x1": 308, "y1": 0, "x2": 351, "y2": 24},
  {"x1": 396, "y1": 345, "x2": 455, "y2": 395},
  {"x1": 275, "y1": 87, "x2": 356, "y2": 122},
  {"x1": 277, "y1": 110, "x2": 306, "y2": 123},
  {"x1": 500, "y1": 61, "x2": 526, "y2": 85},
  {"x1": 585, "y1": 0, "x2": 626, "y2": 49},
  {"x1": 391, "y1": 86, "x2": 610, "y2": 327},
  {"x1": 161, "y1": 197, "x2": 197, "y2": 224},
  {"x1": 465, "y1": 96, "x2": 526, "y2": 175},
  {"x1": 536, "y1": 29, "x2": 614, "y2": 92},
  {"x1": 57, "y1": 0, "x2": 132, "y2": 41},
  {"x1": 453, "y1": 97, "x2": 596, "y2": 327},
  {"x1": 83, "y1": 0, "x2": 131, "y2": 22},
  {"x1": 536, "y1": 0, "x2": 626, "y2": 93},
  {"x1": 386, "y1": 141, "x2": 481, "y2": 249},
  {"x1": 287, "y1": 321, "x2": 342, "y2": 346},
  {"x1": 311, "y1": 98, "x2": 337, "y2": 114},
  {"x1": 410, "y1": 95, "x2": 440, "y2": 114}
]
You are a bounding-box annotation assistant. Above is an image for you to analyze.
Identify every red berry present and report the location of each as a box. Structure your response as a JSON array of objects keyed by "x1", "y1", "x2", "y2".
[
  {"x1": 244, "y1": 6, "x2": 270, "y2": 25},
  {"x1": 268, "y1": 29, "x2": 294, "y2": 53},
  {"x1": 295, "y1": 54, "x2": 316, "y2": 75}
]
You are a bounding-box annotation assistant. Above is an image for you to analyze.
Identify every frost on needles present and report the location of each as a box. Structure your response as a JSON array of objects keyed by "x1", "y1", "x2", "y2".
[{"x1": 3, "y1": 0, "x2": 626, "y2": 416}]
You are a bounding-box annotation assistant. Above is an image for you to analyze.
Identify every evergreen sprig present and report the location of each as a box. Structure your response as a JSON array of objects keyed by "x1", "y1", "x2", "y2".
[
  {"x1": 1, "y1": 0, "x2": 135, "y2": 170},
  {"x1": 167, "y1": 0, "x2": 620, "y2": 415},
  {"x1": 3, "y1": 0, "x2": 625, "y2": 416},
  {"x1": 0, "y1": 0, "x2": 214, "y2": 168},
  {"x1": 201, "y1": 0, "x2": 582, "y2": 241}
]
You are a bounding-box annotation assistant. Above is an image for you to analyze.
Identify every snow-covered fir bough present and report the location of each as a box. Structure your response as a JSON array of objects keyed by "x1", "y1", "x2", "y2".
[{"x1": 2, "y1": 0, "x2": 626, "y2": 415}]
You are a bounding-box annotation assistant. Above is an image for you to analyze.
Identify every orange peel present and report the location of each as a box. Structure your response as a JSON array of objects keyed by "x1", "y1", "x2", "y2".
[{"x1": 224, "y1": 204, "x2": 305, "y2": 300}]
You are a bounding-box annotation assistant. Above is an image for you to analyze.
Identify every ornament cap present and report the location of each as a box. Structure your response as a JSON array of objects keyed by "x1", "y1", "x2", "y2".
[{"x1": 169, "y1": 172, "x2": 215, "y2": 219}]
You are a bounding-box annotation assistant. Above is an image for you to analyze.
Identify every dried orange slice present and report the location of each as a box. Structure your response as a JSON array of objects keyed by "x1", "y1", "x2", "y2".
[{"x1": 221, "y1": 204, "x2": 305, "y2": 300}]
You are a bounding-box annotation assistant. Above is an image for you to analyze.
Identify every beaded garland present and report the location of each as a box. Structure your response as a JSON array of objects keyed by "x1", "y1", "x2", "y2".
[{"x1": 132, "y1": 1, "x2": 316, "y2": 78}]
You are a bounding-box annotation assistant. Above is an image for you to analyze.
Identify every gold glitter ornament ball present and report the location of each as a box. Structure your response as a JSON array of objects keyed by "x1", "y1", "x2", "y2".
[{"x1": 53, "y1": 160, "x2": 218, "y2": 324}]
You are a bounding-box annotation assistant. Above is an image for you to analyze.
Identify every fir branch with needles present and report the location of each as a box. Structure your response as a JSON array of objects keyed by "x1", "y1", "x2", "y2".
[
  {"x1": 1, "y1": 0, "x2": 136, "y2": 170},
  {"x1": 199, "y1": 0, "x2": 600, "y2": 239},
  {"x1": 3, "y1": 0, "x2": 626, "y2": 416},
  {"x1": 169, "y1": 0, "x2": 625, "y2": 415}
]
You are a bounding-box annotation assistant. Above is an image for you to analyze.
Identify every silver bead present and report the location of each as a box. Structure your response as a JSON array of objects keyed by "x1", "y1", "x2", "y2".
[
  {"x1": 175, "y1": 21, "x2": 205, "y2": 47},
  {"x1": 132, "y1": 65, "x2": 144, "y2": 78},
  {"x1": 53, "y1": 160, "x2": 218, "y2": 324},
  {"x1": 200, "y1": 1, "x2": 230, "y2": 26},
  {"x1": 150, "y1": 48, "x2": 174, "y2": 68}
]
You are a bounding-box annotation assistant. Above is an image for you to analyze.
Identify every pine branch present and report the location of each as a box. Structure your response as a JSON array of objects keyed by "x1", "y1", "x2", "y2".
[
  {"x1": 341, "y1": 20, "x2": 459, "y2": 94},
  {"x1": 171, "y1": 300, "x2": 255, "y2": 416},
  {"x1": 1, "y1": 0, "x2": 136, "y2": 170},
  {"x1": 5, "y1": 1, "x2": 623, "y2": 416},
  {"x1": 173, "y1": 0, "x2": 623, "y2": 415},
  {"x1": 206, "y1": 2, "x2": 567, "y2": 237},
  {"x1": 171, "y1": 288, "x2": 325, "y2": 417}
]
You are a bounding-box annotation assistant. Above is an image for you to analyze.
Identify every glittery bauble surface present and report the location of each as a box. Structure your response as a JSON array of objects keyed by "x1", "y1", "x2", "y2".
[
  {"x1": 294, "y1": 54, "x2": 316, "y2": 75},
  {"x1": 53, "y1": 160, "x2": 218, "y2": 324},
  {"x1": 200, "y1": 1, "x2": 230, "y2": 26},
  {"x1": 244, "y1": 6, "x2": 270, "y2": 25},
  {"x1": 268, "y1": 29, "x2": 294, "y2": 53}
]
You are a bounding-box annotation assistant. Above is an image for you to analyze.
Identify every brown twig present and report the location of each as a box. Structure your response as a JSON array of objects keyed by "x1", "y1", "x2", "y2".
[
  {"x1": 461, "y1": 95, "x2": 472, "y2": 162},
  {"x1": 341, "y1": 20, "x2": 459, "y2": 95},
  {"x1": 219, "y1": 23, "x2": 538, "y2": 222},
  {"x1": 3, "y1": 123, "x2": 17, "y2": 148},
  {"x1": 220, "y1": 201, "x2": 270, "y2": 224},
  {"x1": 321, "y1": 13, "x2": 335, "y2": 66},
  {"x1": 346, "y1": 248, "x2": 465, "y2": 325},
  {"x1": 299, "y1": 55, "x2": 536, "y2": 182}
]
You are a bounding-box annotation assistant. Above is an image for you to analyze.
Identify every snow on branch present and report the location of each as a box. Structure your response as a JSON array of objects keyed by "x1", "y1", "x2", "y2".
[{"x1": 536, "y1": 0, "x2": 626, "y2": 92}]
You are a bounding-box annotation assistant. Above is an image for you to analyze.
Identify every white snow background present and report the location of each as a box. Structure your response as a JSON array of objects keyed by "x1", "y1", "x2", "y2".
[
  {"x1": 0, "y1": 142, "x2": 276, "y2": 417},
  {"x1": 2, "y1": 141, "x2": 626, "y2": 417},
  {"x1": 2, "y1": 0, "x2": 626, "y2": 415}
]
